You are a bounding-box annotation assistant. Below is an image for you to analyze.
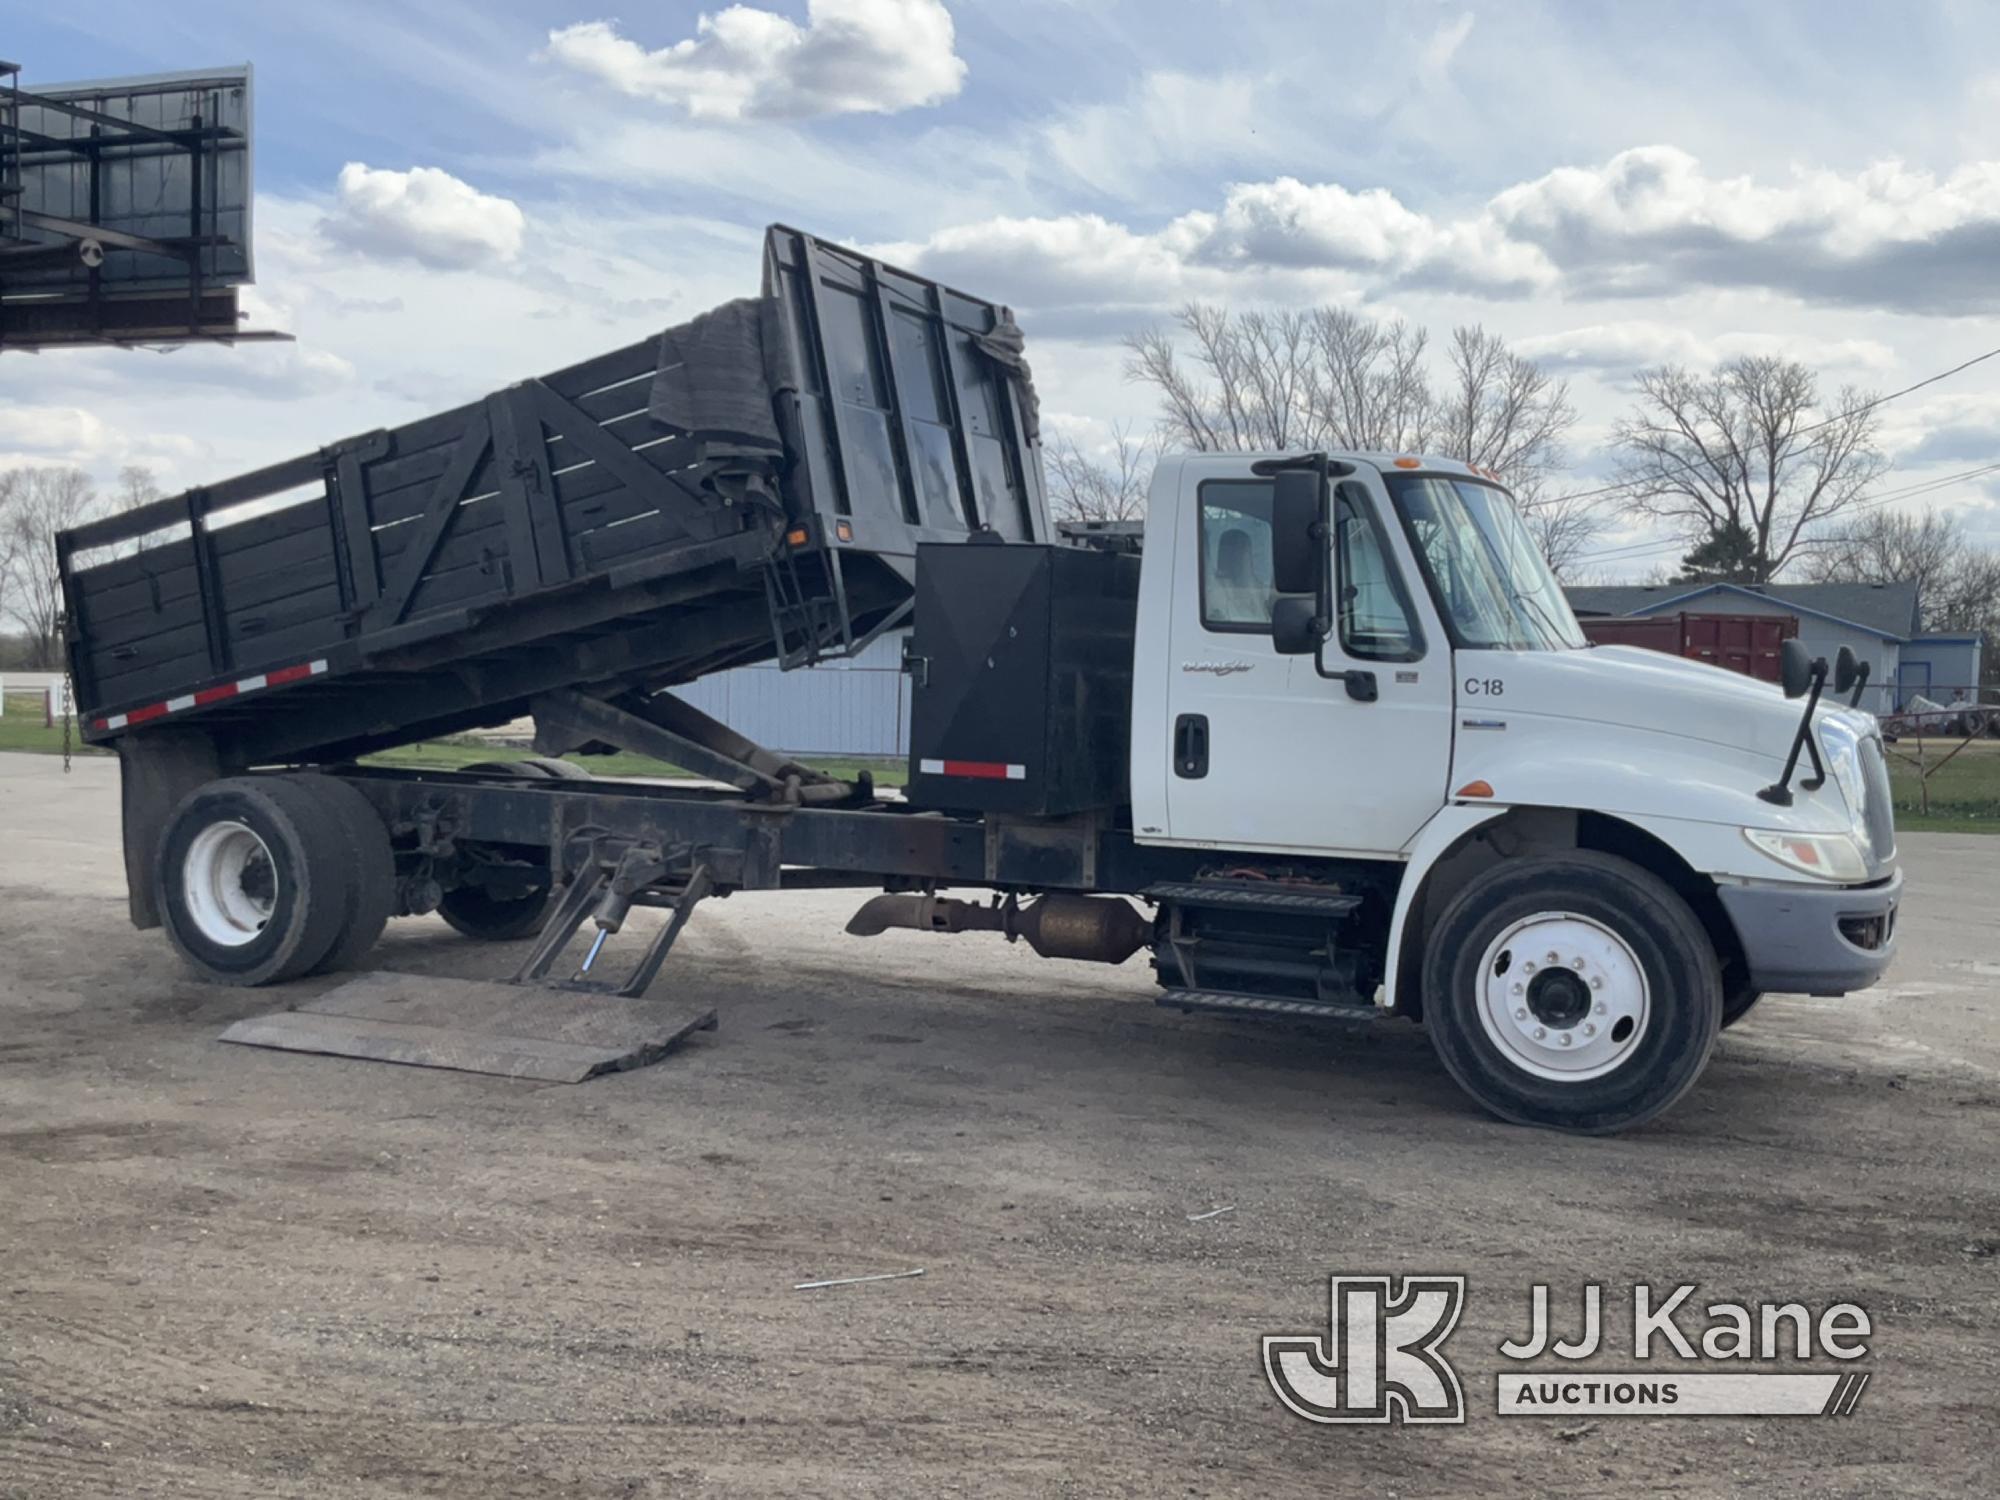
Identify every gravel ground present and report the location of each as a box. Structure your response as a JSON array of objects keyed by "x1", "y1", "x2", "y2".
[{"x1": 1, "y1": 753, "x2": 1995, "y2": 1497}]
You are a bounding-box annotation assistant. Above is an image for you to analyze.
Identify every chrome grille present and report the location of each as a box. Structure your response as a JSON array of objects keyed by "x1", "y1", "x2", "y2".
[{"x1": 1860, "y1": 734, "x2": 1896, "y2": 865}]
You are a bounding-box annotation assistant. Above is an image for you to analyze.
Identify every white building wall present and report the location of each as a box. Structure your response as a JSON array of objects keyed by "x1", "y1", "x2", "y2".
[{"x1": 675, "y1": 632, "x2": 911, "y2": 757}]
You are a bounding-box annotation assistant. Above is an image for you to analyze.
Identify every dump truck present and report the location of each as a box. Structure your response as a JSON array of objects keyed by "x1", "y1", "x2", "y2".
[{"x1": 56, "y1": 226, "x2": 1901, "y2": 1133}]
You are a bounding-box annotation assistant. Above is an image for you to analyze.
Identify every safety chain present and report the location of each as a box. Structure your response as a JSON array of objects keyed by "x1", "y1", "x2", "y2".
[{"x1": 61, "y1": 673, "x2": 73, "y2": 775}]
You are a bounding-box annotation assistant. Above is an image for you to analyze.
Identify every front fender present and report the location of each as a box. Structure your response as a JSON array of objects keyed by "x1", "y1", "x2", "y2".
[{"x1": 1380, "y1": 803, "x2": 1505, "y2": 1009}]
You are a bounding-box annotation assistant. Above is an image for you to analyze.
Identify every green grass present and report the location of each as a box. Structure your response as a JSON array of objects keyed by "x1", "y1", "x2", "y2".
[
  {"x1": 1884, "y1": 736, "x2": 2000, "y2": 833},
  {"x1": 0, "y1": 701, "x2": 905, "y2": 785},
  {"x1": 359, "y1": 738, "x2": 908, "y2": 787},
  {"x1": 0, "y1": 696, "x2": 108, "y2": 756}
]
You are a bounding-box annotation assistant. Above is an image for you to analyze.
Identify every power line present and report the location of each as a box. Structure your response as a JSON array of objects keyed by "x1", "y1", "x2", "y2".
[
  {"x1": 1547, "y1": 340, "x2": 2000, "y2": 509},
  {"x1": 1573, "y1": 459, "x2": 2000, "y2": 569},
  {"x1": 1793, "y1": 343, "x2": 2000, "y2": 436}
]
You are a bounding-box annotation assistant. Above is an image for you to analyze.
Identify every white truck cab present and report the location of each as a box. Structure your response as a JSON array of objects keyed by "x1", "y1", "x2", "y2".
[{"x1": 1129, "y1": 451, "x2": 1900, "y2": 1131}]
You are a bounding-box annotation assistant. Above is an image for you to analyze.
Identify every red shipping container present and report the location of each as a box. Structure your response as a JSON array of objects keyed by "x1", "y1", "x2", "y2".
[{"x1": 1578, "y1": 612, "x2": 1797, "y2": 684}]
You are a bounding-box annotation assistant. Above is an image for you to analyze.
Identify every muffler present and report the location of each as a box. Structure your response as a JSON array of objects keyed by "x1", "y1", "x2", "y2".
[{"x1": 845, "y1": 893, "x2": 1152, "y2": 966}]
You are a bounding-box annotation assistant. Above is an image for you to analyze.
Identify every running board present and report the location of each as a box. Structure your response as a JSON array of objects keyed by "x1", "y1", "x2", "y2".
[
  {"x1": 1145, "y1": 880, "x2": 1361, "y2": 917},
  {"x1": 1157, "y1": 988, "x2": 1381, "y2": 1023}
]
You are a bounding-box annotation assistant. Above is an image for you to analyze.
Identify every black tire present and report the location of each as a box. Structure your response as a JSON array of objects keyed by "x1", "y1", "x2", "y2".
[
  {"x1": 1421, "y1": 851, "x2": 1722, "y2": 1134},
  {"x1": 438, "y1": 882, "x2": 556, "y2": 941},
  {"x1": 437, "y1": 761, "x2": 562, "y2": 939},
  {"x1": 155, "y1": 776, "x2": 355, "y2": 986},
  {"x1": 519, "y1": 756, "x2": 590, "y2": 780},
  {"x1": 297, "y1": 777, "x2": 397, "y2": 975},
  {"x1": 1720, "y1": 980, "x2": 1764, "y2": 1029}
]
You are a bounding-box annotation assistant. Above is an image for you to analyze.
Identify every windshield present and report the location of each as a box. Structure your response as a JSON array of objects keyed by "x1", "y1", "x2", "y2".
[{"x1": 1384, "y1": 474, "x2": 1586, "y2": 651}]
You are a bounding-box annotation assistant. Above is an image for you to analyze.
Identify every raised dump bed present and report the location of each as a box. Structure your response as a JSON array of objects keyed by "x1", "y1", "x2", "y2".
[{"x1": 57, "y1": 225, "x2": 1049, "y2": 767}]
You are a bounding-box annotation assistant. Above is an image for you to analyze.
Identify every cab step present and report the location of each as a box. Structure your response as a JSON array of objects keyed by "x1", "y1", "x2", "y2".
[
  {"x1": 1145, "y1": 879, "x2": 1361, "y2": 917},
  {"x1": 1156, "y1": 988, "x2": 1381, "y2": 1023}
]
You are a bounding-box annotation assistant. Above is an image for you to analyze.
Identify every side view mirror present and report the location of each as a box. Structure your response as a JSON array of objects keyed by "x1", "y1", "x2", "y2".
[
  {"x1": 1833, "y1": 645, "x2": 1859, "y2": 695},
  {"x1": 1271, "y1": 594, "x2": 1327, "y2": 656},
  {"x1": 1270, "y1": 468, "x2": 1326, "y2": 597},
  {"x1": 1779, "y1": 638, "x2": 1813, "y2": 699}
]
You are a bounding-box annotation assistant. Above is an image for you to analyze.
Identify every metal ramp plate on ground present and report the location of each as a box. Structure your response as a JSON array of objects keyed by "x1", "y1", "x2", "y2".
[{"x1": 219, "y1": 972, "x2": 717, "y2": 1082}]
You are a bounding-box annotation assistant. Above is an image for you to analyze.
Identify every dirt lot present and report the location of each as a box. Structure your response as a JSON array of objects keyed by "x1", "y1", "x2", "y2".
[{"x1": 1, "y1": 753, "x2": 1995, "y2": 1497}]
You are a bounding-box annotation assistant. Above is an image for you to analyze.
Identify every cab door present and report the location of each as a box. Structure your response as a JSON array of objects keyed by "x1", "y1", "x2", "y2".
[{"x1": 1160, "y1": 467, "x2": 1452, "y2": 858}]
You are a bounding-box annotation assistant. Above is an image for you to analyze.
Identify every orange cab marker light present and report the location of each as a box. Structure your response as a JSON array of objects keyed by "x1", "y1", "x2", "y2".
[
  {"x1": 786, "y1": 527, "x2": 810, "y2": 547},
  {"x1": 1393, "y1": 456, "x2": 1423, "y2": 468},
  {"x1": 835, "y1": 520, "x2": 853, "y2": 542},
  {"x1": 1455, "y1": 780, "x2": 1495, "y2": 799}
]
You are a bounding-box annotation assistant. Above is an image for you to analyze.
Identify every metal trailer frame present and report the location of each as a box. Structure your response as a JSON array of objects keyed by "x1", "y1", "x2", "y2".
[{"x1": 321, "y1": 761, "x2": 1399, "y2": 1013}]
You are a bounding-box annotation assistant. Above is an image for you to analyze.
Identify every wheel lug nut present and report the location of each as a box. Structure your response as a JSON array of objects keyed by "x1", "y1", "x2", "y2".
[
  {"x1": 1595, "y1": 1002, "x2": 1606, "y2": 1016},
  {"x1": 1584, "y1": 1023, "x2": 1597, "y2": 1037},
  {"x1": 1559, "y1": 1034, "x2": 1572, "y2": 1046},
  {"x1": 1546, "y1": 951, "x2": 1559, "y2": 965},
  {"x1": 1533, "y1": 1027, "x2": 1546, "y2": 1041},
  {"x1": 1511, "y1": 983, "x2": 1523, "y2": 995},
  {"x1": 1573, "y1": 957, "x2": 1585, "y2": 969},
  {"x1": 1515, "y1": 1008, "x2": 1528, "y2": 1020},
  {"x1": 1523, "y1": 961, "x2": 1536, "y2": 973},
  {"x1": 1592, "y1": 977, "x2": 1603, "y2": 990}
]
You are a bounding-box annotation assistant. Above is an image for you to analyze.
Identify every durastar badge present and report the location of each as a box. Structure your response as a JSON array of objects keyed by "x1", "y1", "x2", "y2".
[{"x1": 1182, "y1": 660, "x2": 1255, "y2": 676}]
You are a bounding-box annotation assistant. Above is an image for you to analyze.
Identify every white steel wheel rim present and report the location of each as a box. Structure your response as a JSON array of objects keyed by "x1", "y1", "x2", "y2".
[
  {"x1": 182, "y1": 820, "x2": 278, "y2": 947},
  {"x1": 1474, "y1": 911, "x2": 1650, "y2": 1083}
]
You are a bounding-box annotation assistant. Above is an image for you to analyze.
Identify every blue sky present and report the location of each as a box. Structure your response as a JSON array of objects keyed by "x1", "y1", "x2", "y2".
[{"x1": 7, "y1": 0, "x2": 2000, "y2": 576}]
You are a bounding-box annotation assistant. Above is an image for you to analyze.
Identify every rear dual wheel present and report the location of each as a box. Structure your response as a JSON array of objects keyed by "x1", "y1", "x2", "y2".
[
  {"x1": 1422, "y1": 851, "x2": 1722, "y2": 1134},
  {"x1": 156, "y1": 775, "x2": 394, "y2": 986},
  {"x1": 434, "y1": 760, "x2": 574, "y2": 941}
]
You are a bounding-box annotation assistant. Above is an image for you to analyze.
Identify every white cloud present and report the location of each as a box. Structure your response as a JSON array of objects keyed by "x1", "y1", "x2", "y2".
[
  {"x1": 546, "y1": 1, "x2": 967, "y2": 121},
  {"x1": 0, "y1": 403, "x2": 205, "y2": 480},
  {"x1": 888, "y1": 147, "x2": 2000, "y2": 318},
  {"x1": 1489, "y1": 146, "x2": 2000, "y2": 311},
  {"x1": 1513, "y1": 321, "x2": 1900, "y2": 377},
  {"x1": 1177, "y1": 177, "x2": 1553, "y2": 293},
  {"x1": 1875, "y1": 392, "x2": 2000, "y2": 464},
  {"x1": 322, "y1": 163, "x2": 525, "y2": 271}
]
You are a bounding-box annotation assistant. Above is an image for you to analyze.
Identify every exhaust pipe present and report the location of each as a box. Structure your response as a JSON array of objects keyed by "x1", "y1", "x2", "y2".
[{"x1": 845, "y1": 893, "x2": 1152, "y2": 966}]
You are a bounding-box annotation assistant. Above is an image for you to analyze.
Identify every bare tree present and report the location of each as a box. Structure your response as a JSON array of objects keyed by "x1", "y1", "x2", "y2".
[
  {"x1": 1045, "y1": 424, "x2": 1155, "y2": 524},
  {"x1": 1124, "y1": 305, "x2": 1318, "y2": 452},
  {"x1": 116, "y1": 464, "x2": 162, "y2": 514},
  {"x1": 1304, "y1": 307, "x2": 1432, "y2": 453},
  {"x1": 1435, "y1": 325, "x2": 1576, "y2": 491},
  {"x1": 2, "y1": 466, "x2": 100, "y2": 668},
  {"x1": 1610, "y1": 357, "x2": 1886, "y2": 583},
  {"x1": 1127, "y1": 305, "x2": 1599, "y2": 575},
  {"x1": 1806, "y1": 508, "x2": 2000, "y2": 649},
  {"x1": 1513, "y1": 482, "x2": 1605, "y2": 583}
]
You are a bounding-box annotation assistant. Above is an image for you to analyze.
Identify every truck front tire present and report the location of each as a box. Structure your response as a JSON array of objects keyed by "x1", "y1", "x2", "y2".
[
  {"x1": 155, "y1": 777, "x2": 357, "y2": 986},
  {"x1": 1421, "y1": 851, "x2": 1722, "y2": 1134}
]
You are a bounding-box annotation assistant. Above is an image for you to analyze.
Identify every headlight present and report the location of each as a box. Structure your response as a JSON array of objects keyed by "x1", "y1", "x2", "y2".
[{"x1": 1742, "y1": 827, "x2": 1869, "y2": 882}]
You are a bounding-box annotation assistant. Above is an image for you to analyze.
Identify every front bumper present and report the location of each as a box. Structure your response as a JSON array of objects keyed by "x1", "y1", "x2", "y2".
[{"x1": 1716, "y1": 867, "x2": 1902, "y2": 996}]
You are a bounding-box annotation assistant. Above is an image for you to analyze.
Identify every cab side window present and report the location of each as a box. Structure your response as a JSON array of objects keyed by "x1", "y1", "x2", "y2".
[
  {"x1": 1336, "y1": 484, "x2": 1422, "y2": 661},
  {"x1": 1198, "y1": 481, "x2": 1279, "y2": 632}
]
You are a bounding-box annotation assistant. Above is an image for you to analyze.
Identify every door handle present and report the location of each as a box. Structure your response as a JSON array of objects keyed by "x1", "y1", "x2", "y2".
[
  {"x1": 1343, "y1": 670, "x2": 1378, "y2": 703},
  {"x1": 1174, "y1": 713, "x2": 1209, "y2": 778}
]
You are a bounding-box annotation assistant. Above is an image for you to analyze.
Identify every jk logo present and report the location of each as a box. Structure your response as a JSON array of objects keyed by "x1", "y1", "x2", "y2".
[{"x1": 1264, "y1": 1275, "x2": 1467, "y2": 1424}]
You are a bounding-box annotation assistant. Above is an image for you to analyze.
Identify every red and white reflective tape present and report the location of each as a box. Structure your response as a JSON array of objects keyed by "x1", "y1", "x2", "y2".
[
  {"x1": 92, "y1": 659, "x2": 329, "y2": 732},
  {"x1": 918, "y1": 757, "x2": 1026, "y2": 781}
]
